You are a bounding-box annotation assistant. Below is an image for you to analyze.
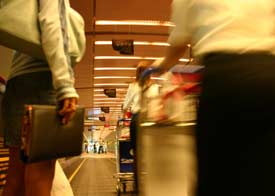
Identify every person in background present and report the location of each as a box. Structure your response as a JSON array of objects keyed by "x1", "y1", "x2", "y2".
[
  {"x1": 123, "y1": 61, "x2": 151, "y2": 152},
  {"x1": 2, "y1": 1, "x2": 81, "y2": 196},
  {"x1": 123, "y1": 61, "x2": 151, "y2": 192},
  {"x1": 103, "y1": 141, "x2": 108, "y2": 154},
  {"x1": 84, "y1": 140, "x2": 89, "y2": 153},
  {"x1": 154, "y1": 1, "x2": 275, "y2": 196}
]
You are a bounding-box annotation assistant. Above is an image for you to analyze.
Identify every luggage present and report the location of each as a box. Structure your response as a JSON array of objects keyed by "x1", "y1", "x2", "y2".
[
  {"x1": 137, "y1": 65, "x2": 202, "y2": 196},
  {"x1": 20, "y1": 104, "x2": 84, "y2": 163}
]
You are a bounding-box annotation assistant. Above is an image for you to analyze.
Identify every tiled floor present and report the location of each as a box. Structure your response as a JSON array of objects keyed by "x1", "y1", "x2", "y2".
[
  {"x1": 63, "y1": 153, "x2": 136, "y2": 196},
  {"x1": 62, "y1": 126, "x2": 197, "y2": 196}
]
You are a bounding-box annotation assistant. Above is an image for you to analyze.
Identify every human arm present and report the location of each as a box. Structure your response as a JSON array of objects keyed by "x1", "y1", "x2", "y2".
[
  {"x1": 156, "y1": 0, "x2": 191, "y2": 71},
  {"x1": 38, "y1": 0, "x2": 78, "y2": 123},
  {"x1": 123, "y1": 83, "x2": 135, "y2": 113},
  {"x1": 157, "y1": 45, "x2": 189, "y2": 71}
]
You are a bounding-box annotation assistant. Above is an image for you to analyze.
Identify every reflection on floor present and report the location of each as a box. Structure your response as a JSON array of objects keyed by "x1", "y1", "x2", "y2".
[{"x1": 62, "y1": 153, "x2": 136, "y2": 196}]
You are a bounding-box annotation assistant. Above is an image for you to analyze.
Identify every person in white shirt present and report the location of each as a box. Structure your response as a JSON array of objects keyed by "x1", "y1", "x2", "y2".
[
  {"x1": 123, "y1": 61, "x2": 151, "y2": 147},
  {"x1": 123, "y1": 61, "x2": 151, "y2": 145},
  {"x1": 155, "y1": 0, "x2": 275, "y2": 196},
  {"x1": 2, "y1": 1, "x2": 84, "y2": 196},
  {"x1": 123, "y1": 61, "x2": 151, "y2": 192}
]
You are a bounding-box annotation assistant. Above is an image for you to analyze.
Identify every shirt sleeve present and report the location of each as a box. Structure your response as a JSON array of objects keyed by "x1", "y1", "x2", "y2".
[
  {"x1": 123, "y1": 83, "x2": 134, "y2": 111},
  {"x1": 38, "y1": 0, "x2": 79, "y2": 101},
  {"x1": 168, "y1": 0, "x2": 192, "y2": 46}
]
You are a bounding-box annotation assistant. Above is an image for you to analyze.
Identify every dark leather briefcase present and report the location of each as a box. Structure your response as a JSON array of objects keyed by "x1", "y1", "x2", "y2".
[{"x1": 21, "y1": 105, "x2": 85, "y2": 163}]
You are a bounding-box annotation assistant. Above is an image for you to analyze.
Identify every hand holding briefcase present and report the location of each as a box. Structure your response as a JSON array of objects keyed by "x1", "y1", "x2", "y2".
[{"x1": 21, "y1": 105, "x2": 84, "y2": 163}]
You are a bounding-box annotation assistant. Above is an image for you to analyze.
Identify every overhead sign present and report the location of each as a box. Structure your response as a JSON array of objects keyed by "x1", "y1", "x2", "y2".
[
  {"x1": 101, "y1": 107, "x2": 110, "y2": 113},
  {"x1": 99, "y1": 116, "x2": 105, "y2": 121},
  {"x1": 112, "y1": 39, "x2": 134, "y2": 55},
  {"x1": 104, "y1": 89, "x2": 116, "y2": 98}
]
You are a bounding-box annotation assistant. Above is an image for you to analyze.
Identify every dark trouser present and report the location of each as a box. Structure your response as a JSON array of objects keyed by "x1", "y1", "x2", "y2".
[
  {"x1": 130, "y1": 113, "x2": 139, "y2": 151},
  {"x1": 130, "y1": 113, "x2": 139, "y2": 192},
  {"x1": 196, "y1": 53, "x2": 275, "y2": 196},
  {"x1": 2, "y1": 71, "x2": 55, "y2": 146}
]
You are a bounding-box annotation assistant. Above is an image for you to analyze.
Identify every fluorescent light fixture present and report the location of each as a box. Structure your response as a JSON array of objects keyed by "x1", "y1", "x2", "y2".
[
  {"x1": 93, "y1": 103, "x2": 122, "y2": 105},
  {"x1": 134, "y1": 41, "x2": 170, "y2": 46},
  {"x1": 94, "y1": 88, "x2": 128, "y2": 92},
  {"x1": 151, "y1": 77, "x2": 166, "y2": 81},
  {"x1": 179, "y1": 58, "x2": 190, "y2": 62},
  {"x1": 94, "y1": 56, "x2": 190, "y2": 62},
  {"x1": 95, "y1": 20, "x2": 175, "y2": 27},
  {"x1": 93, "y1": 105, "x2": 122, "y2": 107},
  {"x1": 175, "y1": 122, "x2": 196, "y2": 127},
  {"x1": 94, "y1": 56, "x2": 147, "y2": 60},
  {"x1": 93, "y1": 107, "x2": 122, "y2": 109},
  {"x1": 94, "y1": 67, "x2": 136, "y2": 71},
  {"x1": 94, "y1": 98, "x2": 124, "y2": 101},
  {"x1": 94, "y1": 76, "x2": 135, "y2": 79},
  {"x1": 93, "y1": 94, "x2": 107, "y2": 97},
  {"x1": 94, "y1": 102, "x2": 124, "y2": 104},
  {"x1": 94, "y1": 83, "x2": 129, "y2": 86},
  {"x1": 93, "y1": 95, "x2": 126, "y2": 99},
  {"x1": 140, "y1": 122, "x2": 156, "y2": 127},
  {"x1": 95, "y1": 41, "x2": 170, "y2": 46},
  {"x1": 87, "y1": 117, "x2": 99, "y2": 121}
]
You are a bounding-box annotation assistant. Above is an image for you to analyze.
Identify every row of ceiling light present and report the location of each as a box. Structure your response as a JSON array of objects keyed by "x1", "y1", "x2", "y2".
[{"x1": 91, "y1": 20, "x2": 189, "y2": 114}]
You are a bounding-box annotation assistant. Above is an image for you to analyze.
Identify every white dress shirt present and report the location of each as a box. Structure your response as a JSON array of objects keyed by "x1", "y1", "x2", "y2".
[
  {"x1": 169, "y1": 0, "x2": 275, "y2": 58},
  {"x1": 123, "y1": 82, "x2": 141, "y2": 114}
]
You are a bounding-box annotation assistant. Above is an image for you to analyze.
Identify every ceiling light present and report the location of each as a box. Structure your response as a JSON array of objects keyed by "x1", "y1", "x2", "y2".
[
  {"x1": 94, "y1": 76, "x2": 135, "y2": 79},
  {"x1": 134, "y1": 41, "x2": 170, "y2": 46},
  {"x1": 94, "y1": 56, "x2": 147, "y2": 60},
  {"x1": 93, "y1": 105, "x2": 123, "y2": 107},
  {"x1": 94, "y1": 56, "x2": 190, "y2": 62},
  {"x1": 140, "y1": 122, "x2": 156, "y2": 126},
  {"x1": 94, "y1": 88, "x2": 128, "y2": 92},
  {"x1": 94, "y1": 104, "x2": 121, "y2": 110},
  {"x1": 94, "y1": 67, "x2": 136, "y2": 71},
  {"x1": 94, "y1": 83, "x2": 129, "y2": 86},
  {"x1": 94, "y1": 98, "x2": 124, "y2": 101},
  {"x1": 151, "y1": 77, "x2": 166, "y2": 80},
  {"x1": 95, "y1": 20, "x2": 175, "y2": 27},
  {"x1": 95, "y1": 41, "x2": 170, "y2": 46},
  {"x1": 179, "y1": 58, "x2": 191, "y2": 62},
  {"x1": 93, "y1": 94, "x2": 126, "y2": 98},
  {"x1": 94, "y1": 102, "x2": 124, "y2": 104}
]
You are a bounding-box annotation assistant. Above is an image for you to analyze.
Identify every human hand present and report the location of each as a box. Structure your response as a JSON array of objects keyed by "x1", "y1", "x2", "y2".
[{"x1": 58, "y1": 97, "x2": 78, "y2": 124}]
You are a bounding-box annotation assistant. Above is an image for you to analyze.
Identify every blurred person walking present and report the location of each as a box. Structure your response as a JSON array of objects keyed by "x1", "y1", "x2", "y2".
[
  {"x1": 154, "y1": 1, "x2": 275, "y2": 196},
  {"x1": 1, "y1": 0, "x2": 83, "y2": 196}
]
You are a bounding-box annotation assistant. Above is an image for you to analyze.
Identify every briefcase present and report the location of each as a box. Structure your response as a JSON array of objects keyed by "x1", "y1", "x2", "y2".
[{"x1": 20, "y1": 105, "x2": 85, "y2": 163}]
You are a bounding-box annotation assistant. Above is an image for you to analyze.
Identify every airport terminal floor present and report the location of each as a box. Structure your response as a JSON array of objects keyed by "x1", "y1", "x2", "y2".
[
  {"x1": 60, "y1": 152, "x2": 136, "y2": 196},
  {"x1": 0, "y1": 124, "x2": 197, "y2": 196}
]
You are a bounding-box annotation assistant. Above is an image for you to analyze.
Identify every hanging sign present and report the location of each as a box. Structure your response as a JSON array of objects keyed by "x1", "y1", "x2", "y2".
[{"x1": 104, "y1": 89, "x2": 116, "y2": 98}]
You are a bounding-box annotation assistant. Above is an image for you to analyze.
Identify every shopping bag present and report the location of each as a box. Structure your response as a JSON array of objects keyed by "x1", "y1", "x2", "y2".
[
  {"x1": 0, "y1": 0, "x2": 85, "y2": 63},
  {"x1": 20, "y1": 105, "x2": 85, "y2": 163}
]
